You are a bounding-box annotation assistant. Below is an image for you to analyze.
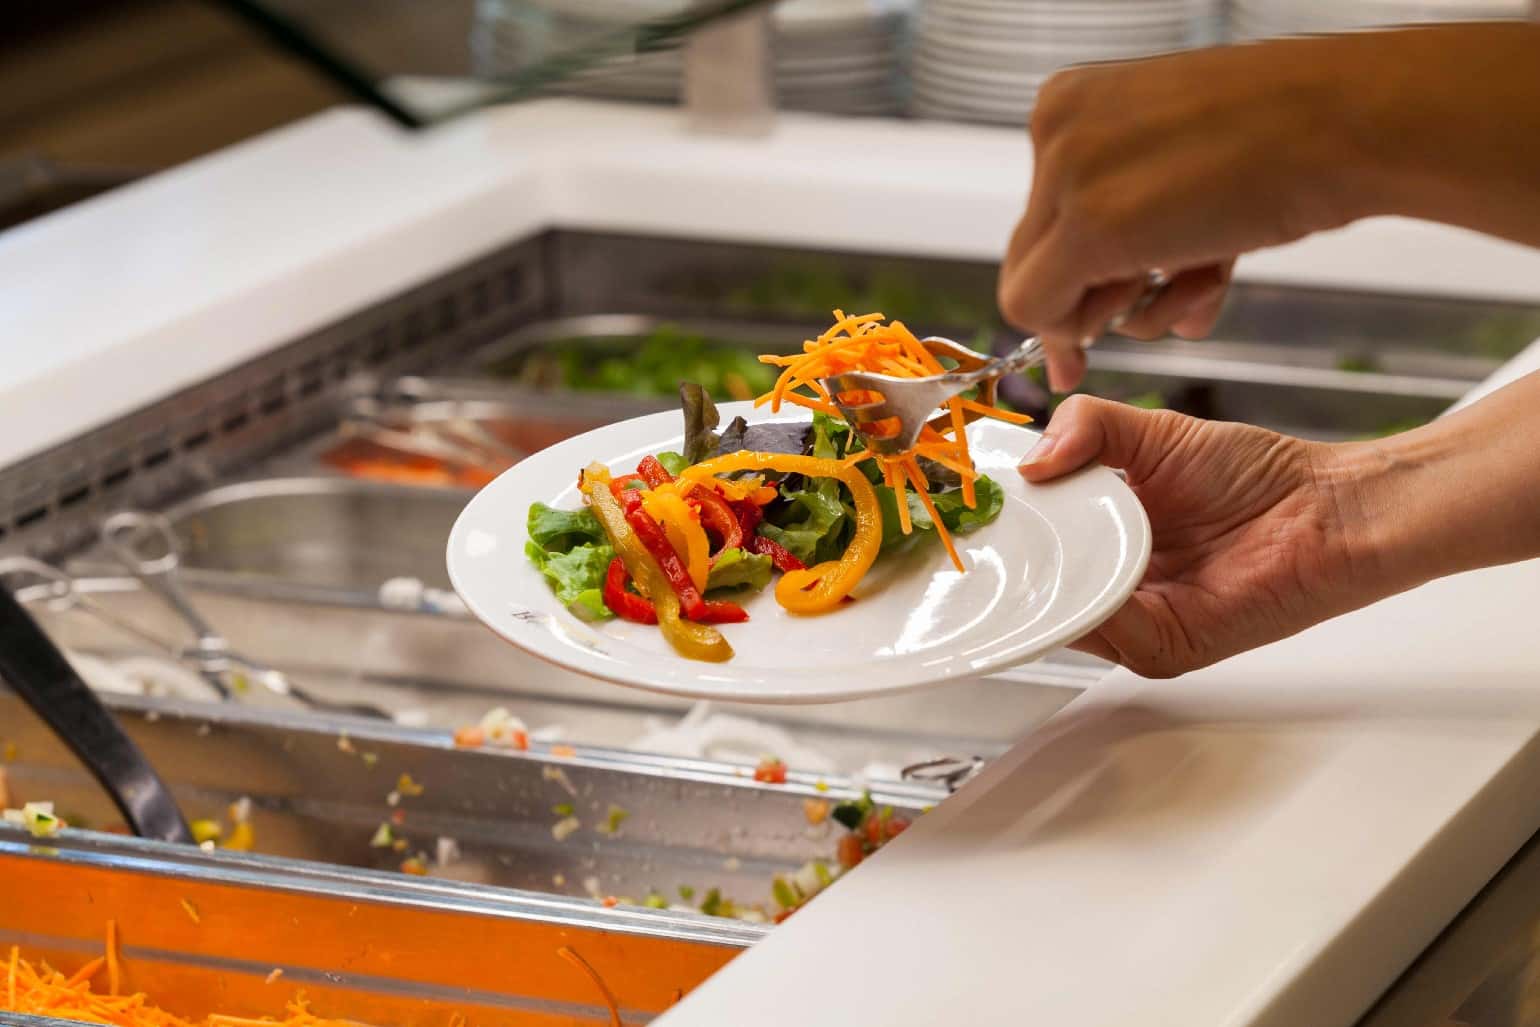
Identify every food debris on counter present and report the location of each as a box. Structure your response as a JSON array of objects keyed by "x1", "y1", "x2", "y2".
[
  {"x1": 265, "y1": 968, "x2": 284, "y2": 985},
  {"x1": 753, "y1": 757, "x2": 788, "y2": 784},
  {"x1": 542, "y1": 765, "x2": 577, "y2": 796},
  {"x1": 453, "y1": 708, "x2": 530, "y2": 751},
  {"x1": 400, "y1": 855, "x2": 428, "y2": 876},
  {"x1": 223, "y1": 797, "x2": 256, "y2": 852},
  {"x1": 179, "y1": 898, "x2": 201, "y2": 924},
  {"x1": 596, "y1": 804, "x2": 629, "y2": 837},
  {"x1": 190, "y1": 818, "x2": 222, "y2": 845},
  {"x1": 802, "y1": 798, "x2": 830, "y2": 825},
  {"x1": 2, "y1": 802, "x2": 62, "y2": 839},
  {"x1": 552, "y1": 816, "x2": 581, "y2": 842},
  {"x1": 395, "y1": 773, "x2": 425, "y2": 798},
  {"x1": 369, "y1": 824, "x2": 395, "y2": 849}
]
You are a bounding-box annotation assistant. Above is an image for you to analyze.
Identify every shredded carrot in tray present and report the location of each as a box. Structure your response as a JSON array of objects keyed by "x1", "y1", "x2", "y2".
[
  {"x1": 3, "y1": 923, "x2": 369, "y2": 1027},
  {"x1": 757, "y1": 311, "x2": 1030, "y2": 572}
]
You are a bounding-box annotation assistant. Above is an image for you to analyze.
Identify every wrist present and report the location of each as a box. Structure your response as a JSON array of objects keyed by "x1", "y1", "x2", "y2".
[{"x1": 1321, "y1": 436, "x2": 1445, "y2": 599}]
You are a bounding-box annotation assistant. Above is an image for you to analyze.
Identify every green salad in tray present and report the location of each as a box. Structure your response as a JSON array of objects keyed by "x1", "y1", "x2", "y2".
[{"x1": 505, "y1": 324, "x2": 780, "y2": 402}]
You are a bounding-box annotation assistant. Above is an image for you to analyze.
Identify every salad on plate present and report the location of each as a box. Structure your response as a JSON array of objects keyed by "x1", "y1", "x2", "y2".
[{"x1": 524, "y1": 311, "x2": 1032, "y2": 663}]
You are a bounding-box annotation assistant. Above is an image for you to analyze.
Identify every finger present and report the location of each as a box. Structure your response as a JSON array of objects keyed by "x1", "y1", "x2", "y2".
[
  {"x1": 1068, "y1": 631, "x2": 1122, "y2": 664},
  {"x1": 1170, "y1": 259, "x2": 1235, "y2": 339},
  {"x1": 1044, "y1": 342, "x2": 1087, "y2": 395},
  {"x1": 1017, "y1": 393, "x2": 1178, "y2": 482},
  {"x1": 1076, "y1": 277, "x2": 1147, "y2": 344},
  {"x1": 1112, "y1": 263, "x2": 1230, "y2": 340},
  {"x1": 997, "y1": 222, "x2": 1101, "y2": 336},
  {"x1": 1084, "y1": 591, "x2": 1189, "y2": 679}
]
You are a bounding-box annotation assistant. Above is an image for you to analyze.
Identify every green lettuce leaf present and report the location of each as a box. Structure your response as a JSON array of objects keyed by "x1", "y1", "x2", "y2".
[
  {"x1": 757, "y1": 486, "x2": 848, "y2": 565},
  {"x1": 931, "y1": 476, "x2": 1005, "y2": 534},
  {"x1": 527, "y1": 502, "x2": 606, "y2": 552},
  {"x1": 871, "y1": 475, "x2": 1005, "y2": 552},
  {"x1": 810, "y1": 413, "x2": 849, "y2": 460},
  {"x1": 655, "y1": 451, "x2": 691, "y2": 477},
  {"x1": 705, "y1": 547, "x2": 773, "y2": 593},
  {"x1": 874, "y1": 484, "x2": 935, "y2": 553},
  {"x1": 525, "y1": 540, "x2": 614, "y2": 621}
]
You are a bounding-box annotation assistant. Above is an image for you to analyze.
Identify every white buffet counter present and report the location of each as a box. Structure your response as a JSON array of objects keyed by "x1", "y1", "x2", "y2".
[{"x1": 4, "y1": 99, "x2": 1540, "y2": 1027}]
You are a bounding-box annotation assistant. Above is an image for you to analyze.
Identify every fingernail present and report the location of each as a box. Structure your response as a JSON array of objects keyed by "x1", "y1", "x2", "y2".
[
  {"x1": 1046, "y1": 364, "x2": 1068, "y2": 394},
  {"x1": 1018, "y1": 434, "x2": 1057, "y2": 470}
]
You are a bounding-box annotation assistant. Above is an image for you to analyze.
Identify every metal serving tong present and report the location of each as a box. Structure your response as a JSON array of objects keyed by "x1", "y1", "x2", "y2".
[
  {"x1": 0, "y1": 582, "x2": 192, "y2": 843},
  {"x1": 338, "y1": 393, "x2": 521, "y2": 477},
  {"x1": 99, "y1": 512, "x2": 392, "y2": 720},
  {"x1": 827, "y1": 271, "x2": 1170, "y2": 455}
]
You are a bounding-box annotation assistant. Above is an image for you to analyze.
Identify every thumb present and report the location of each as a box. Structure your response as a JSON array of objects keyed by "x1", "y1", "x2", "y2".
[{"x1": 1017, "y1": 395, "x2": 1182, "y2": 484}]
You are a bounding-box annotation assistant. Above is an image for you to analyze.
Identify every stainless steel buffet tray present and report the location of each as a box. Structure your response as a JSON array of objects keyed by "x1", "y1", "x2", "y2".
[
  {"x1": 0, "y1": 686, "x2": 931, "y2": 913},
  {"x1": 22, "y1": 571, "x2": 1086, "y2": 778},
  {"x1": 439, "y1": 313, "x2": 1482, "y2": 442}
]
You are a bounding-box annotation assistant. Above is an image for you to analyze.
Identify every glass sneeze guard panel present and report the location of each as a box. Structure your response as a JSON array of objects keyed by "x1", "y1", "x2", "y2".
[{"x1": 210, "y1": 0, "x2": 782, "y2": 127}]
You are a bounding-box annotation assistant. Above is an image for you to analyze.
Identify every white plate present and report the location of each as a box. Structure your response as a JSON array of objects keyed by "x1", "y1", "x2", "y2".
[{"x1": 447, "y1": 403, "x2": 1150, "y2": 703}]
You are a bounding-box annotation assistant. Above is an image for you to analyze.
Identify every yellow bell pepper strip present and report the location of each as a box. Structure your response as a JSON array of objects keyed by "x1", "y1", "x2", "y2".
[
  {"x1": 583, "y1": 464, "x2": 733, "y2": 662},
  {"x1": 683, "y1": 452, "x2": 882, "y2": 615},
  {"x1": 640, "y1": 489, "x2": 711, "y2": 591}
]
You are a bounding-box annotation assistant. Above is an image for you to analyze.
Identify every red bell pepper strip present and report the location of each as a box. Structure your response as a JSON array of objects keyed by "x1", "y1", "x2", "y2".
[
  {"x1": 608, "y1": 474, "x2": 645, "y2": 502},
  {"x1": 694, "y1": 488, "x2": 744, "y2": 553},
  {"x1": 730, "y1": 499, "x2": 763, "y2": 535},
  {"x1": 636, "y1": 455, "x2": 674, "y2": 488},
  {"x1": 603, "y1": 557, "x2": 657, "y2": 624},
  {"x1": 748, "y1": 534, "x2": 806, "y2": 573},
  {"x1": 624, "y1": 506, "x2": 749, "y2": 624},
  {"x1": 698, "y1": 599, "x2": 749, "y2": 624},
  {"x1": 625, "y1": 505, "x2": 710, "y2": 618}
]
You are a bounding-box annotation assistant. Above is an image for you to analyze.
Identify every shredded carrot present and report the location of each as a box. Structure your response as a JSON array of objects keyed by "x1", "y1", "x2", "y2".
[
  {"x1": 105, "y1": 921, "x2": 120, "y2": 997},
  {"x1": 756, "y1": 312, "x2": 1029, "y2": 572},
  {"x1": 557, "y1": 946, "x2": 621, "y2": 1027},
  {"x1": 904, "y1": 458, "x2": 962, "y2": 571},
  {"x1": 3, "y1": 930, "x2": 382, "y2": 1027},
  {"x1": 64, "y1": 957, "x2": 104, "y2": 988},
  {"x1": 179, "y1": 899, "x2": 201, "y2": 925},
  {"x1": 956, "y1": 396, "x2": 1033, "y2": 424}
]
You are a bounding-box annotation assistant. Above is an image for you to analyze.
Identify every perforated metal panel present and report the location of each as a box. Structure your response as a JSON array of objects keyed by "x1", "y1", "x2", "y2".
[{"x1": 0, "y1": 236, "x2": 548, "y2": 559}]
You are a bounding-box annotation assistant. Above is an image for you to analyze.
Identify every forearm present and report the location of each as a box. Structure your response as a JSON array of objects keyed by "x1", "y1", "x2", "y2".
[
  {"x1": 1337, "y1": 23, "x2": 1540, "y2": 248},
  {"x1": 1343, "y1": 370, "x2": 1540, "y2": 591}
]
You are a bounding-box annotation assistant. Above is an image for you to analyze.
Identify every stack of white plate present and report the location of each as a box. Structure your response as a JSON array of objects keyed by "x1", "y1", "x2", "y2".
[
  {"x1": 1230, "y1": 0, "x2": 1530, "y2": 40},
  {"x1": 473, "y1": 0, "x2": 911, "y2": 117},
  {"x1": 909, "y1": 0, "x2": 1207, "y2": 126}
]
